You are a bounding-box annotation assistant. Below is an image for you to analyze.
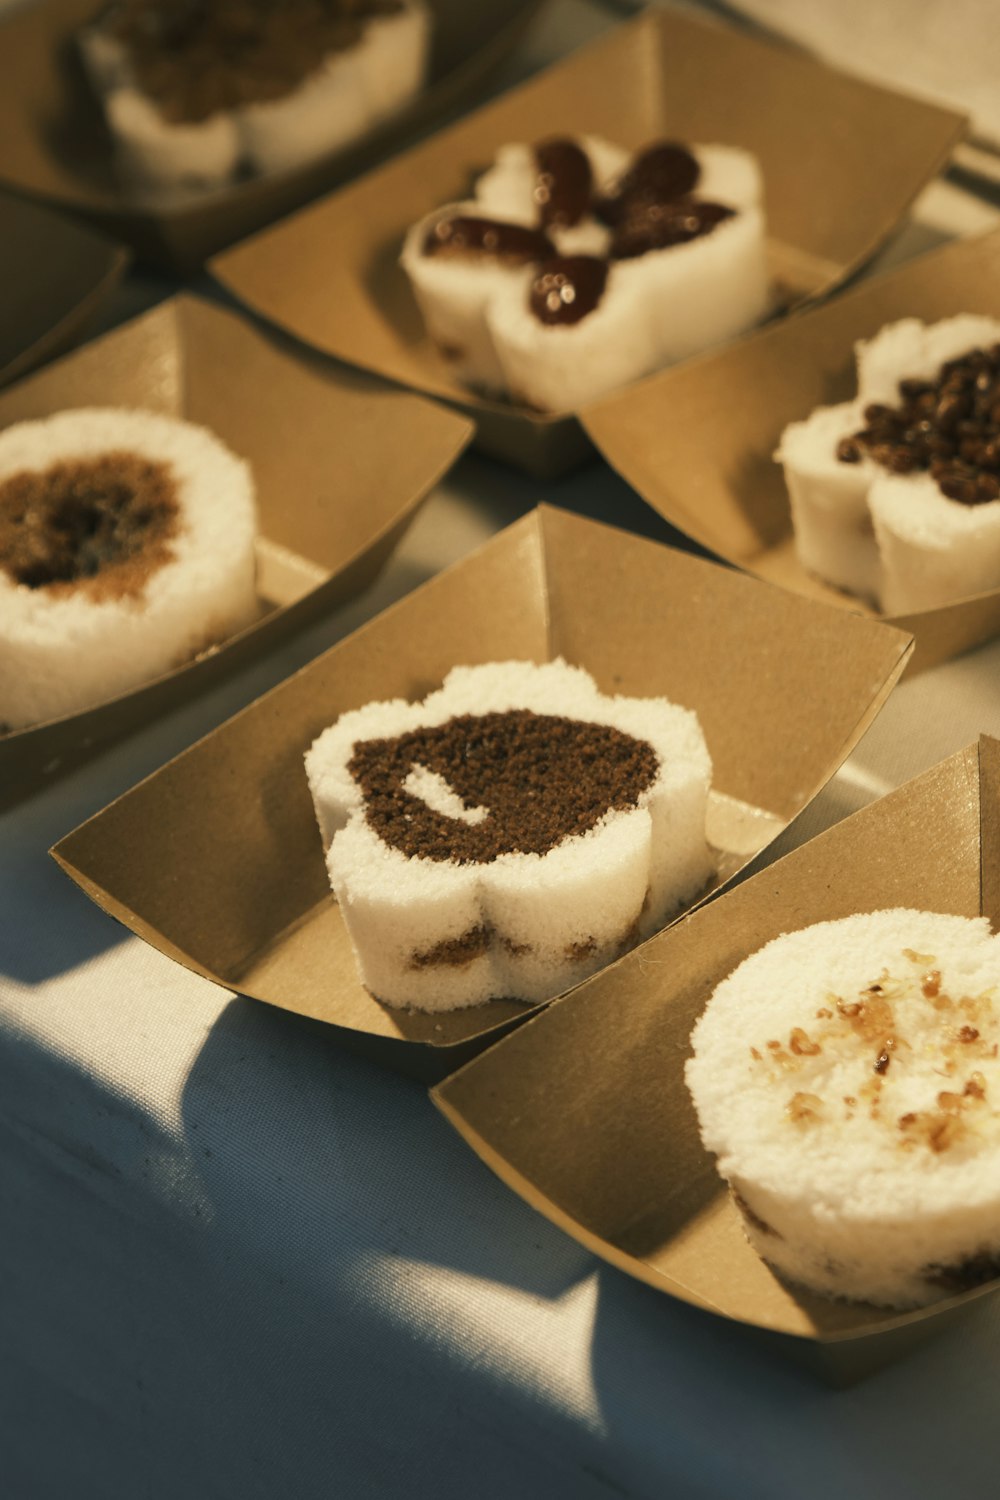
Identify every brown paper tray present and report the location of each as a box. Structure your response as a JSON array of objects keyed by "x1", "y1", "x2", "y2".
[
  {"x1": 0, "y1": 0, "x2": 542, "y2": 273},
  {"x1": 0, "y1": 185, "x2": 128, "y2": 388},
  {"x1": 584, "y1": 228, "x2": 1000, "y2": 675},
  {"x1": 211, "y1": 6, "x2": 964, "y2": 478},
  {"x1": 0, "y1": 293, "x2": 472, "y2": 808},
  {"x1": 433, "y1": 735, "x2": 1000, "y2": 1381},
  {"x1": 51, "y1": 505, "x2": 911, "y2": 1083}
]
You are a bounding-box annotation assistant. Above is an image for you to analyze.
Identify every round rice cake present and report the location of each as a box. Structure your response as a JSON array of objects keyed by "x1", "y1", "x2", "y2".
[
  {"x1": 0, "y1": 407, "x2": 257, "y2": 730},
  {"x1": 686, "y1": 909, "x2": 1000, "y2": 1309}
]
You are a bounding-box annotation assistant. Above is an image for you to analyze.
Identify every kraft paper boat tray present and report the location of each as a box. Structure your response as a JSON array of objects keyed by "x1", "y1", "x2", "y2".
[
  {"x1": 51, "y1": 505, "x2": 911, "y2": 1084},
  {"x1": 0, "y1": 186, "x2": 128, "y2": 389},
  {"x1": 584, "y1": 228, "x2": 1000, "y2": 675},
  {"x1": 210, "y1": 5, "x2": 964, "y2": 479},
  {"x1": 0, "y1": 0, "x2": 542, "y2": 273},
  {"x1": 0, "y1": 294, "x2": 472, "y2": 810},
  {"x1": 434, "y1": 735, "x2": 1000, "y2": 1383}
]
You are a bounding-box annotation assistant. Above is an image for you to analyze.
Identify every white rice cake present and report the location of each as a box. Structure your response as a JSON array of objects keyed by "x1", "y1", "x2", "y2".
[
  {"x1": 486, "y1": 258, "x2": 661, "y2": 413},
  {"x1": 686, "y1": 910, "x2": 1000, "y2": 1309},
  {"x1": 777, "y1": 315, "x2": 1000, "y2": 613},
  {"x1": 85, "y1": 0, "x2": 430, "y2": 194},
  {"x1": 305, "y1": 659, "x2": 714, "y2": 1012},
  {"x1": 401, "y1": 134, "x2": 768, "y2": 413},
  {"x1": 0, "y1": 407, "x2": 257, "y2": 729},
  {"x1": 400, "y1": 202, "x2": 546, "y2": 395}
]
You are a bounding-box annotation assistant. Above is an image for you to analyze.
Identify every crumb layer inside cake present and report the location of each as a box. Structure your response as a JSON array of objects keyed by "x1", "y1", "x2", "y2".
[
  {"x1": 0, "y1": 450, "x2": 179, "y2": 600},
  {"x1": 348, "y1": 708, "x2": 660, "y2": 862}
]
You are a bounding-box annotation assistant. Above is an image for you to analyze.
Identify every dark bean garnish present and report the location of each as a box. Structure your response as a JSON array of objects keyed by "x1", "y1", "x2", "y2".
[{"x1": 836, "y1": 341, "x2": 1000, "y2": 505}]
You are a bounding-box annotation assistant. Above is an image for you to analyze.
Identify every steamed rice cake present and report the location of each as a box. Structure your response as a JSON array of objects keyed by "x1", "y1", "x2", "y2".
[
  {"x1": 777, "y1": 315, "x2": 1000, "y2": 614},
  {"x1": 0, "y1": 407, "x2": 257, "y2": 730},
  {"x1": 399, "y1": 135, "x2": 768, "y2": 412},
  {"x1": 686, "y1": 910, "x2": 1000, "y2": 1309},
  {"x1": 79, "y1": 0, "x2": 431, "y2": 195},
  {"x1": 305, "y1": 659, "x2": 714, "y2": 1011}
]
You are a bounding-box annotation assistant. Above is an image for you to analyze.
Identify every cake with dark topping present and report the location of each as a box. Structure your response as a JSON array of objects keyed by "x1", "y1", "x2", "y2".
[
  {"x1": 400, "y1": 133, "x2": 767, "y2": 411},
  {"x1": 305, "y1": 659, "x2": 713, "y2": 1011},
  {"x1": 0, "y1": 408, "x2": 257, "y2": 729},
  {"x1": 777, "y1": 315, "x2": 1000, "y2": 613},
  {"x1": 80, "y1": 0, "x2": 431, "y2": 194}
]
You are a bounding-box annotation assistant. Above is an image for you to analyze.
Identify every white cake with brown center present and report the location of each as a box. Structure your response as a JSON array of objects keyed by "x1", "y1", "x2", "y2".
[
  {"x1": 305, "y1": 659, "x2": 714, "y2": 1011},
  {"x1": 80, "y1": 0, "x2": 431, "y2": 194}
]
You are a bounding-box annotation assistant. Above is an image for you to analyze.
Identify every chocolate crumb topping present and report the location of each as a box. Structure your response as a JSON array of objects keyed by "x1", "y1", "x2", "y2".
[
  {"x1": 108, "y1": 0, "x2": 404, "y2": 123},
  {"x1": 422, "y1": 215, "x2": 556, "y2": 264},
  {"x1": 529, "y1": 256, "x2": 608, "y2": 326},
  {"x1": 610, "y1": 200, "x2": 735, "y2": 261},
  {"x1": 349, "y1": 708, "x2": 659, "y2": 863},
  {"x1": 533, "y1": 139, "x2": 592, "y2": 229},
  {"x1": 0, "y1": 450, "x2": 179, "y2": 599},
  {"x1": 837, "y1": 343, "x2": 1000, "y2": 506}
]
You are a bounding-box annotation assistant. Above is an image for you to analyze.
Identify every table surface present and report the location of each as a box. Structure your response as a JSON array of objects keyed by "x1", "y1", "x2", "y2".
[{"x1": 5, "y1": 4, "x2": 1000, "y2": 1497}]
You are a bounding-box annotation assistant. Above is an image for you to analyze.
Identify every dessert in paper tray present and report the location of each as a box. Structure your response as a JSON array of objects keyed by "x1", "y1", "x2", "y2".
[
  {"x1": 401, "y1": 134, "x2": 768, "y2": 412},
  {"x1": 0, "y1": 406, "x2": 256, "y2": 729},
  {"x1": 306, "y1": 659, "x2": 713, "y2": 1010}
]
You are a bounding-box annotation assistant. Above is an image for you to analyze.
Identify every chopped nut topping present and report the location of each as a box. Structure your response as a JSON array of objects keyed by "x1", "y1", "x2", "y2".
[
  {"x1": 786, "y1": 1091, "x2": 823, "y2": 1124},
  {"x1": 921, "y1": 968, "x2": 942, "y2": 998},
  {"x1": 958, "y1": 1025, "x2": 980, "y2": 1043},
  {"x1": 750, "y1": 1046, "x2": 762, "y2": 1061},
  {"x1": 815, "y1": 1006, "x2": 833, "y2": 1020},
  {"x1": 789, "y1": 1027, "x2": 821, "y2": 1056},
  {"x1": 898, "y1": 1074, "x2": 987, "y2": 1152}
]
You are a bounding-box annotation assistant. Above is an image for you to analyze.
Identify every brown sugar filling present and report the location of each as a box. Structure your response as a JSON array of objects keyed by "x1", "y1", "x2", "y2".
[
  {"x1": 349, "y1": 708, "x2": 659, "y2": 863},
  {"x1": 0, "y1": 450, "x2": 179, "y2": 600},
  {"x1": 108, "y1": 0, "x2": 405, "y2": 124}
]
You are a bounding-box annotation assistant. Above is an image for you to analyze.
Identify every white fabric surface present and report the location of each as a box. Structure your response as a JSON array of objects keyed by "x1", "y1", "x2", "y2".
[{"x1": 727, "y1": 0, "x2": 1000, "y2": 147}]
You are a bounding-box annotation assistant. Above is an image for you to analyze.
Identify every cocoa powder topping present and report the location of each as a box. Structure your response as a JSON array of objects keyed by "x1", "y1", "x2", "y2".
[
  {"x1": 0, "y1": 450, "x2": 179, "y2": 599},
  {"x1": 349, "y1": 708, "x2": 659, "y2": 863}
]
